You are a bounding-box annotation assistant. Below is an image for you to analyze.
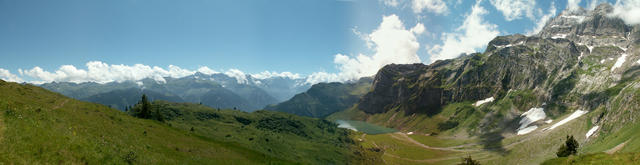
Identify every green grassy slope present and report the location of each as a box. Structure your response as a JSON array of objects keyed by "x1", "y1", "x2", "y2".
[
  {"x1": 542, "y1": 153, "x2": 640, "y2": 165},
  {"x1": 0, "y1": 80, "x2": 381, "y2": 164},
  {"x1": 135, "y1": 100, "x2": 382, "y2": 164},
  {"x1": 0, "y1": 80, "x2": 282, "y2": 164}
]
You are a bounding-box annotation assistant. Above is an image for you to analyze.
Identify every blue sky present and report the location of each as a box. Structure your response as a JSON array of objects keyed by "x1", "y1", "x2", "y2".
[{"x1": 0, "y1": 0, "x2": 626, "y2": 84}]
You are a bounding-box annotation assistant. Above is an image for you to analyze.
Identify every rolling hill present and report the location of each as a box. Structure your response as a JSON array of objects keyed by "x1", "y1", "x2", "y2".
[
  {"x1": 0, "y1": 80, "x2": 381, "y2": 164},
  {"x1": 264, "y1": 77, "x2": 372, "y2": 118}
]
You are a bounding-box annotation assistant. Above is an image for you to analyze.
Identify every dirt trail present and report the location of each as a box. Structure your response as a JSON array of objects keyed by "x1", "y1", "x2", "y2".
[
  {"x1": 52, "y1": 99, "x2": 69, "y2": 110},
  {"x1": 605, "y1": 140, "x2": 629, "y2": 154},
  {"x1": 384, "y1": 152, "x2": 459, "y2": 163},
  {"x1": 388, "y1": 132, "x2": 480, "y2": 152}
]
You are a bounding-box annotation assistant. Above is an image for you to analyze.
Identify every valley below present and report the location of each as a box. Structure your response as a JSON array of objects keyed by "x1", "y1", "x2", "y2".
[{"x1": 3, "y1": 1, "x2": 640, "y2": 165}]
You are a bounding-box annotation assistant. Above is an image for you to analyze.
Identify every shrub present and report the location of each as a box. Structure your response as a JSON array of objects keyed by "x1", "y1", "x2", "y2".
[
  {"x1": 438, "y1": 120, "x2": 459, "y2": 131},
  {"x1": 458, "y1": 155, "x2": 481, "y2": 165},
  {"x1": 122, "y1": 151, "x2": 137, "y2": 164},
  {"x1": 556, "y1": 135, "x2": 579, "y2": 157}
]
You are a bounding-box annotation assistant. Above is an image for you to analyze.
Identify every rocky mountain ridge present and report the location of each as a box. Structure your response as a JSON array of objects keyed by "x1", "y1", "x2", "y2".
[
  {"x1": 40, "y1": 72, "x2": 311, "y2": 111},
  {"x1": 354, "y1": 3, "x2": 640, "y2": 135}
]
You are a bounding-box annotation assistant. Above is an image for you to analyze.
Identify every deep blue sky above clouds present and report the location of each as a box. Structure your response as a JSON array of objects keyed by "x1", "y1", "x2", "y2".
[{"x1": 0, "y1": 0, "x2": 630, "y2": 84}]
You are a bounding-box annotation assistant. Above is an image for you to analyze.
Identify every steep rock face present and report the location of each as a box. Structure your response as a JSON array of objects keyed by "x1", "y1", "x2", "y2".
[
  {"x1": 265, "y1": 77, "x2": 372, "y2": 118},
  {"x1": 359, "y1": 35, "x2": 581, "y2": 116},
  {"x1": 539, "y1": 3, "x2": 632, "y2": 48},
  {"x1": 355, "y1": 3, "x2": 640, "y2": 136},
  {"x1": 359, "y1": 63, "x2": 445, "y2": 115}
]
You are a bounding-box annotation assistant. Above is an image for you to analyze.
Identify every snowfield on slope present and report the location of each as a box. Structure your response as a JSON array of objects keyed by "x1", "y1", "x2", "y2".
[
  {"x1": 611, "y1": 54, "x2": 628, "y2": 71},
  {"x1": 546, "y1": 110, "x2": 588, "y2": 130},
  {"x1": 473, "y1": 97, "x2": 494, "y2": 106},
  {"x1": 586, "y1": 126, "x2": 599, "y2": 138},
  {"x1": 517, "y1": 107, "x2": 546, "y2": 135}
]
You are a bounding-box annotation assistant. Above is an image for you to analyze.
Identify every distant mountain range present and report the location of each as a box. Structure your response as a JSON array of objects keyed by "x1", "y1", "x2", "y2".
[{"x1": 40, "y1": 72, "x2": 311, "y2": 112}]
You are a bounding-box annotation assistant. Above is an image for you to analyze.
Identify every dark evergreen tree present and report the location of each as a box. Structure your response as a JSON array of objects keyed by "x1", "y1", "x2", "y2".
[
  {"x1": 458, "y1": 155, "x2": 481, "y2": 165},
  {"x1": 141, "y1": 94, "x2": 150, "y2": 119},
  {"x1": 556, "y1": 135, "x2": 579, "y2": 157},
  {"x1": 154, "y1": 108, "x2": 164, "y2": 122}
]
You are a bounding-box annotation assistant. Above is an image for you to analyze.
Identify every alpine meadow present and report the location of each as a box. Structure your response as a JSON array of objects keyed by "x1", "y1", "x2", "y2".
[{"x1": 2, "y1": 0, "x2": 640, "y2": 164}]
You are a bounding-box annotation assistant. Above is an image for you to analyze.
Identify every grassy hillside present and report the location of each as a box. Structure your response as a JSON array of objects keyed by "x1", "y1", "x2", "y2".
[
  {"x1": 0, "y1": 80, "x2": 281, "y2": 164},
  {"x1": 130, "y1": 100, "x2": 383, "y2": 164},
  {"x1": 0, "y1": 80, "x2": 381, "y2": 164},
  {"x1": 265, "y1": 77, "x2": 372, "y2": 118},
  {"x1": 83, "y1": 88, "x2": 184, "y2": 110},
  {"x1": 542, "y1": 152, "x2": 640, "y2": 165}
]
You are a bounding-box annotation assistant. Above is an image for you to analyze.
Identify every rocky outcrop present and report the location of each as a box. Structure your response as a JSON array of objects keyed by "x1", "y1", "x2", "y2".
[
  {"x1": 357, "y1": 3, "x2": 638, "y2": 121},
  {"x1": 359, "y1": 35, "x2": 582, "y2": 116},
  {"x1": 265, "y1": 77, "x2": 373, "y2": 118}
]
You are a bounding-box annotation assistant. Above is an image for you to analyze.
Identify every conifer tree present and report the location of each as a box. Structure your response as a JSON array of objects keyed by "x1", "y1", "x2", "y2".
[
  {"x1": 556, "y1": 135, "x2": 579, "y2": 157},
  {"x1": 137, "y1": 94, "x2": 151, "y2": 119}
]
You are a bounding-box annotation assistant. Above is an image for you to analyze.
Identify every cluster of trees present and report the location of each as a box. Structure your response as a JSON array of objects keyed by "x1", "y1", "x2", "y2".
[
  {"x1": 128, "y1": 94, "x2": 164, "y2": 121},
  {"x1": 556, "y1": 135, "x2": 579, "y2": 157}
]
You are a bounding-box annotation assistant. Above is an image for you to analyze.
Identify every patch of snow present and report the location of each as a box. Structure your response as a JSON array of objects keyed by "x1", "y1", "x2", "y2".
[
  {"x1": 586, "y1": 126, "x2": 599, "y2": 138},
  {"x1": 493, "y1": 41, "x2": 522, "y2": 49},
  {"x1": 473, "y1": 97, "x2": 495, "y2": 107},
  {"x1": 561, "y1": 15, "x2": 586, "y2": 23},
  {"x1": 548, "y1": 110, "x2": 587, "y2": 130},
  {"x1": 407, "y1": 132, "x2": 414, "y2": 135},
  {"x1": 136, "y1": 81, "x2": 143, "y2": 87},
  {"x1": 510, "y1": 41, "x2": 525, "y2": 47},
  {"x1": 517, "y1": 125, "x2": 538, "y2": 135},
  {"x1": 618, "y1": 46, "x2": 628, "y2": 52},
  {"x1": 579, "y1": 52, "x2": 584, "y2": 60},
  {"x1": 336, "y1": 120, "x2": 358, "y2": 131},
  {"x1": 611, "y1": 54, "x2": 628, "y2": 71},
  {"x1": 600, "y1": 59, "x2": 606, "y2": 64},
  {"x1": 545, "y1": 119, "x2": 553, "y2": 124},
  {"x1": 517, "y1": 107, "x2": 546, "y2": 135},
  {"x1": 551, "y1": 33, "x2": 568, "y2": 39},
  {"x1": 637, "y1": 59, "x2": 640, "y2": 65},
  {"x1": 587, "y1": 46, "x2": 594, "y2": 53}
]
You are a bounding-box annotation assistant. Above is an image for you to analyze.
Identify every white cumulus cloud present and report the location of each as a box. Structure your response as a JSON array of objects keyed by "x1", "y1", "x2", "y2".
[
  {"x1": 307, "y1": 15, "x2": 422, "y2": 84},
  {"x1": 410, "y1": 23, "x2": 426, "y2": 35},
  {"x1": 19, "y1": 61, "x2": 198, "y2": 84},
  {"x1": 15, "y1": 61, "x2": 308, "y2": 84},
  {"x1": 382, "y1": 0, "x2": 400, "y2": 7},
  {"x1": 587, "y1": 0, "x2": 603, "y2": 10},
  {"x1": 610, "y1": 0, "x2": 640, "y2": 25},
  {"x1": 489, "y1": 0, "x2": 536, "y2": 21},
  {"x1": 224, "y1": 69, "x2": 248, "y2": 84},
  {"x1": 412, "y1": 0, "x2": 448, "y2": 15},
  {"x1": 526, "y1": 1, "x2": 557, "y2": 35},
  {"x1": 196, "y1": 66, "x2": 219, "y2": 75},
  {"x1": 428, "y1": 0, "x2": 500, "y2": 63},
  {"x1": 567, "y1": 0, "x2": 583, "y2": 12},
  {"x1": 251, "y1": 71, "x2": 302, "y2": 80},
  {"x1": 0, "y1": 68, "x2": 23, "y2": 83}
]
